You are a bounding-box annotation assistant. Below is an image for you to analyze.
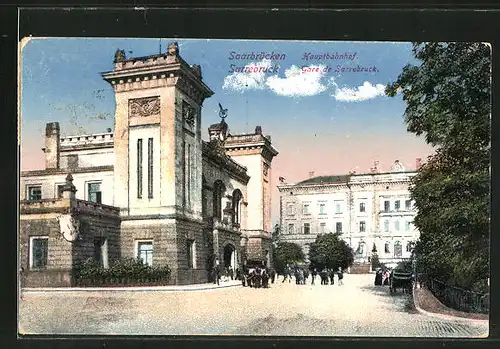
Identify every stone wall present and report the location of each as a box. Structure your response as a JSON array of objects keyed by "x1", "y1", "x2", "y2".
[
  {"x1": 120, "y1": 217, "x2": 210, "y2": 285},
  {"x1": 20, "y1": 217, "x2": 73, "y2": 287},
  {"x1": 20, "y1": 196, "x2": 121, "y2": 288}
]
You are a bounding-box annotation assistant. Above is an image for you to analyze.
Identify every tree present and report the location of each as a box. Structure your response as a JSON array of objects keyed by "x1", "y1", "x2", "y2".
[
  {"x1": 273, "y1": 241, "x2": 304, "y2": 274},
  {"x1": 308, "y1": 233, "x2": 354, "y2": 271},
  {"x1": 386, "y1": 42, "x2": 490, "y2": 292}
]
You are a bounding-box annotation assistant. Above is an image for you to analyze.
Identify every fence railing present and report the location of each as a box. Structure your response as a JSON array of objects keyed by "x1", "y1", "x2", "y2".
[{"x1": 426, "y1": 278, "x2": 489, "y2": 314}]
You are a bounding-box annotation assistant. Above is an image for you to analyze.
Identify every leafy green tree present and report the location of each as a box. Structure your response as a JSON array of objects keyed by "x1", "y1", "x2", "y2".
[
  {"x1": 273, "y1": 241, "x2": 304, "y2": 273},
  {"x1": 386, "y1": 42, "x2": 490, "y2": 292},
  {"x1": 308, "y1": 233, "x2": 354, "y2": 271}
]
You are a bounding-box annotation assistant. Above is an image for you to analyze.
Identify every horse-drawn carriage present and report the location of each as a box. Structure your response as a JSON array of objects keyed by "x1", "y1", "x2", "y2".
[
  {"x1": 243, "y1": 260, "x2": 272, "y2": 288},
  {"x1": 389, "y1": 269, "x2": 413, "y2": 294}
]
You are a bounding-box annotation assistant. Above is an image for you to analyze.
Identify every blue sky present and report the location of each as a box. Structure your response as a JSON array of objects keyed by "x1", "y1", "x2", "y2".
[{"x1": 20, "y1": 38, "x2": 434, "y2": 223}]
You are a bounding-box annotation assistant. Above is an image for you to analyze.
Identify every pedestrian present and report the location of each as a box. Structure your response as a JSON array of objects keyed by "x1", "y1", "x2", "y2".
[
  {"x1": 311, "y1": 268, "x2": 317, "y2": 285},
  {"x1": 229, "y1": 266, "x2": 234, "y2": 280},
  {"x1": 262, "y1": 268, "x2": 269, "y2": 288},
  {"x1": 270, "y1": 268, "x2": 276, "y2": 284},
  {"x1": 299, "y1": 268, "x2": 304, "y2": 285},
  {"x1": 303, "y1": 268, "x2": 309, "y2": 283},
  {"x1": 337, "y1": 267, "x2": 344, "y2": 286},
  {"x1": 329, "y1": 269, "x2": 335, "y2": 285},
  {"x1": 320, "y1": 269, "x2": 328, "y2": 285},
  {"x1": 213, "y1": 263, "x2": 220, "y2": 285}
]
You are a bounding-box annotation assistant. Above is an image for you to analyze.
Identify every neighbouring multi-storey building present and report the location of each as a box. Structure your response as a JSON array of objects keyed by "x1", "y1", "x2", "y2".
[
  {"x1": 277, "y1": 160, "x2": 422, "y2": 272},
  {"x1": 19, "y1": 43, "x2": 278, "y2": 287}
]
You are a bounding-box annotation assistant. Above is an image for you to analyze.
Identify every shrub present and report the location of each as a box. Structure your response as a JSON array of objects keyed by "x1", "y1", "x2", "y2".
[{"x1": 73, "y1": 257, "x2": 171, "y2": 286}]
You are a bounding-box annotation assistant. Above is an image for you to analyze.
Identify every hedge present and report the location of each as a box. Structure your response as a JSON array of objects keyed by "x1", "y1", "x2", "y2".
[{"x1": 73, "y1": 257, "x2": 171, "y2": 287}]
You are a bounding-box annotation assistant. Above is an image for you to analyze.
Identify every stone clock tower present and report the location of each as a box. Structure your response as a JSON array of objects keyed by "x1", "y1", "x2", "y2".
[{"x1": 102, "y1": 43, "x2": 214, "y2": 284}]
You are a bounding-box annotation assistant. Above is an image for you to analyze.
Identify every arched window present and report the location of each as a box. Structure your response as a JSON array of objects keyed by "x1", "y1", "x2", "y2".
[
  {"x1": 232, "y1": 189, "x2": 243, "y2": 225},
  {"x1": 213, "y1": 180, "x2": 225, "y2": 221},
  {"x1": 384, "y1": 241, "x2": 390, "y2": 254}
]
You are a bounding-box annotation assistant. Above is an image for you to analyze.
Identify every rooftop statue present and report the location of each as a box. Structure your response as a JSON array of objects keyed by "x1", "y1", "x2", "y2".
[{"x1": 114, "y1": 49, "x2": 126, "y2": 63}]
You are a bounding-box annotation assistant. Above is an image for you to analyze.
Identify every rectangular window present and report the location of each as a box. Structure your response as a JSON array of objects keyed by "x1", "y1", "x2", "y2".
[
  {"x1": 287, "y1": 204, "x2": 295, "y2": 215},
  {"x1": 336, "y1": 222, "x2": 342, "y2": 233},
  {"x1": 148, "y1": 138, "x2": 154, "y2": 199},
  {"x1": 319, "y1": 203, "x2": 326, "y2": 215},
  {"x1": 137, "y1": 241, "x2": 153, "y2": 266},
  {"x1": 303, "y1": 223, "x2": 310, "y2": 234},
  {"x1": 88, "y1": 182, "x2": 102, "y2": 204},
  {"x1": 394, "y1": 220, "x2": 400, "y2": 231},
  {"x1": 360, "y1": 221, "x2": 366, "y2": 233},
  {"x1": 187, "y1": 239, "x2": 194, "y2": 268},
  {"x1": 288, "y1": 223, "x2": 294, "y2": 234},
  {"x1": 385, "y1": 242, "x2": 390, "y2": 254},
  {"x1": 56, "y1": 185, "x2": 64, "y2": 199},
  {"x1": 405, "y1": 221, "x2": 411, "y2": 232},
  {"x1": 405, "y1": 199, "x2": 411, "y2": 210},
  {"x1": 359, "y1": 202, "x2": 366, "y2": 213},
  {"x1": 30, "y1": 237, "x2": 48, "y2": 269},
  {"x1": 303, "y1": 204, "x2": 310, "y2": 215},
  {"x1": 384, "y1": 220, "x2": 389, "y2": 232},
  {"x1": 335, "y1": 200, "x2": 342, "y2": 214},
  {"x1": 137, "y1": 139, "x2": 143, "y2": 198},
  {"x1": 320, "y1": 222, "x2": 326, "y2": 234},
  {"x1": 28, "y1": 186, "x2": 42, "y2": 201},
  {"x1": 395, "y1": 200, "x2": 401, "y2": 211},
  {"x1": 384, "y1": 200, "x2": 390, "y2": 212}
]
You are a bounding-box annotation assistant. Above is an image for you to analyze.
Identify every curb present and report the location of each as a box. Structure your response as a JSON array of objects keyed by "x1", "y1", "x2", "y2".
[
  {"x1": 412, "y1": 286, "x2": 489, "y2": 325},
  {"x1": 22, "y1": 281, "x2": 242, "y2": 294}
]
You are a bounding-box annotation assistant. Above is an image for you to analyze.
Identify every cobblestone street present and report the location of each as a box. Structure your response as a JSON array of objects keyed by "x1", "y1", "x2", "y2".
[{"x1": 19, "y1": 274, "x2": 488, "y2": 337}]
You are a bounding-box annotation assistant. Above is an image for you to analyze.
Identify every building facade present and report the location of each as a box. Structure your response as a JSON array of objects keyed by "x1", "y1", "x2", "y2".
[
  {"x1": 277, "y1": 160, "x2": 421, "y2": 271},
  {"x1": 20, "y1": 43, "x2": 278, "y2": 287}
]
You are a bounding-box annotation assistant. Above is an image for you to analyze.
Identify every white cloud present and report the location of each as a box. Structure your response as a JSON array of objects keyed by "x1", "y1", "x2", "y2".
[
  {"x1": 332, "y1": 81, "x2": 386, "y2": 102},
  {"x1": 265, "y1": 65, "x2": 328, "y2": 97},
  {"x1": 222, "y1": 60, "x2": 272, "y2": 92},
  {"x1": 223, "y1": 61, "x2": 328, "y2": 97}
]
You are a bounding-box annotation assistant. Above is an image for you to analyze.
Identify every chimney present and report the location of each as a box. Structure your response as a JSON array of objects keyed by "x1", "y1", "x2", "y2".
[
  {"x1": 45, "y1": 122, "x2": 60, "y2": 169},
  {"x1": 255, "y1": 126, "x2": 262, "y2": 135},
  {"x1": 415, "y1": 158, "x2": 422, "y2": 170}
]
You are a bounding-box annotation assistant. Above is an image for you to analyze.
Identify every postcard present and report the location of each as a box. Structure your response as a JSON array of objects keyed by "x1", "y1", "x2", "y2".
[{"x1": 18, "y1": 37, "x2": 490, "y2": 337}]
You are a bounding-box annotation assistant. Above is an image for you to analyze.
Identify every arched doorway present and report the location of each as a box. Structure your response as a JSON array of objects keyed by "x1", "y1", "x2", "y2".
[{"x1": 223, "y1": 244, "x2": 236, "y2": 270}]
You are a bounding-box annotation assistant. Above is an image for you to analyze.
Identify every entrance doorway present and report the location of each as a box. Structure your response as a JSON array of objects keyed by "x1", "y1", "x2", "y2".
[{"x1": 223, "y1": 244, "x2": 236, "y2": 270}]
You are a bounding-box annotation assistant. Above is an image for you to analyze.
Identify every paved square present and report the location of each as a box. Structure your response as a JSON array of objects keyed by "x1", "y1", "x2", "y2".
[{"x1": 19, "y1": 274, "x2": 488, "y2": 337}]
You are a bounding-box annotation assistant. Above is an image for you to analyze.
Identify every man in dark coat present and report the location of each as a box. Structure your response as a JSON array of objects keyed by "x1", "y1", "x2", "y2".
[
  {"x1": 320, "y1": 269, "x2": 328, "y2": 285},
  {"x1": 213, "y1": 264, "x2": 220, "y2": 285},
  {"x1": 329, "y1": 269, "x2": 335, "y2": 285},
  {"x1": 311, "y1": 268, "x2": 317, "y2": 285}
]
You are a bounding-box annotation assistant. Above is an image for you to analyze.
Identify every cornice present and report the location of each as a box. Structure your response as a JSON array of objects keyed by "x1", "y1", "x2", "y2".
[{"x1": 21, "y1": 165, "x2": 114, "y2": 178}]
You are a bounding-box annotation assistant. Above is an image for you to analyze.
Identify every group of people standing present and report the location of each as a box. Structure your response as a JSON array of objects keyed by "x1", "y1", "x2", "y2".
[
  {"x1": 241, "y1": 266, "x2": 276, "y2": 288},
  {"x1": 281, "y1": 265, "x2": 345, "y2": 286}
]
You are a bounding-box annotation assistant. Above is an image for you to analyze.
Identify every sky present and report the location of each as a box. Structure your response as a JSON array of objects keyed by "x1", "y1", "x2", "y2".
[{"x1": 19, "y1": 38, "x2": 435, "y2": 224}]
